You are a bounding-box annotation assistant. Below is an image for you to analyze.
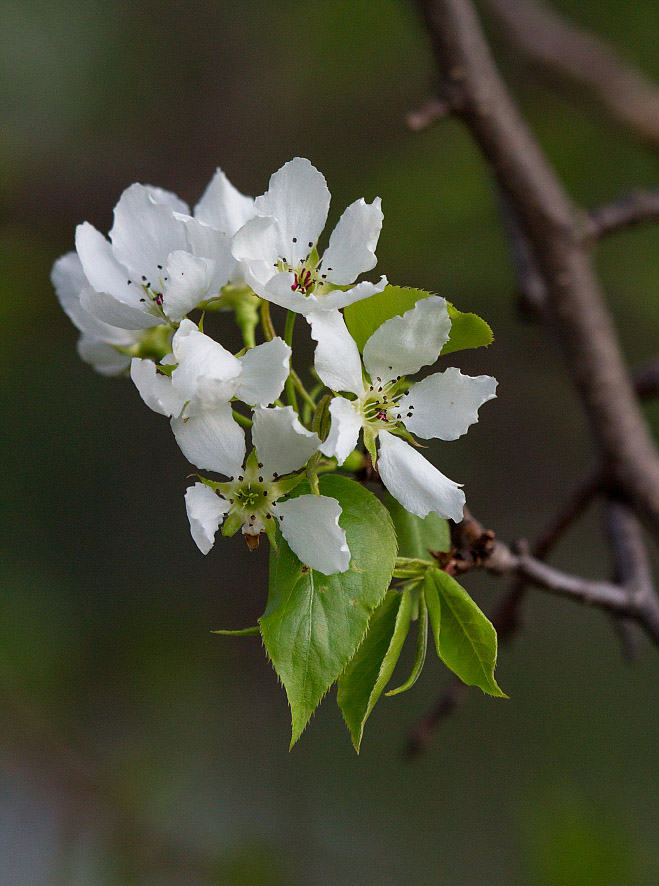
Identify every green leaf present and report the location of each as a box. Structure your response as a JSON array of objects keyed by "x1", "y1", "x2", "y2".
[
  {"x1": 343, "y1": 284, "x2": 492, "y2": 356},
  {"x1": 344, "y1": 285, "x2": 432, "y2": 352},
  {"x1": 337, "y1": 588, "x2": 413, "y2": 752},
  {"x1": 443, "y1": 303, "x2": 493, "y2": 355},
  {"x1": 385, "y1": 493, "x2": 451, "y2": 559},
  {"x1": 385, "y1": 593, "x2": 428, "y2": 697},
  {"x1": 212, "y1": 625, "x2": 260, "y2": 637},
  {"x1": 262, "y1": 475, "x2": 397, "y2": 747},
  {"x1": 424, "y1": 571, "x2": 441, "y2": 652},
  {"x1": 427, "y1": 568, "x2": 506, "y2": 698}
]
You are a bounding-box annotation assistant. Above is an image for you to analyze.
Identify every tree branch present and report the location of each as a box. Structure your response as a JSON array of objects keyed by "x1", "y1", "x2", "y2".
[
  {"x1": 453, "y1": 509, "x2": 659, "y2": 642},
  {"x1": 481, "y1": 0, "x2": 659, "y2": 147},
  {"x1": 415, "y1": 0, "x2": 659, "y2": 538},
  {"x1": 633, "y1": 358, "x2": 659, "y2": 400},
  {"x1": 584, "y1": 189, "x2": 659, "y2": 241}
]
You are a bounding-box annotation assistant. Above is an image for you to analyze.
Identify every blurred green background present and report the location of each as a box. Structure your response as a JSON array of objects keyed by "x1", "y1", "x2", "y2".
[{"x1": 2, "y1": 0, "x2": 658, "y2": 883}]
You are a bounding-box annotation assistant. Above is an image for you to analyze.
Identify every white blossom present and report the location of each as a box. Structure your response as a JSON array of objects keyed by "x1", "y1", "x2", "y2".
[
  {"x1": 70, "y1": 182, "x2": 235, "y2": 332},
  {"x1": 316, "y1": 296, "x2": 498, "y2": 522},
  {"x1": 52, "y1": 251, "x2": 142, "y2": 375},
  {"x1": 131, "y1": 319, "x2": 291, "y2": 475},
  {"x1": 231, "y1": 157, "x2": 387, "y2": 319},
  {"x1": 194, "y1": 168, "x2": 255, "y2": 286},
  {"x1": 185, "y1": 406, "x2": 350, "y2": 575}
]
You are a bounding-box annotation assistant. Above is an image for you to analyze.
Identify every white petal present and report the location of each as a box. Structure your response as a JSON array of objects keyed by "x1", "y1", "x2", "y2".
[
  {"x1": 252, "y1": 406, "x2": 320, "y2": 478},
  {"x1": 53, "y1": 252, "x2": 129, "y2": 341},
  {"x1": 231, "y1": 214, "x2": 280, "y2": 271},
  {"x1": 377, "y1": 432, "x2": 465, "y2": 522},
  {"x1": 300, "y1": 275, "x2": 388, "y2": 313},
  {"x1": 363, "y1": 295, "x2": 451, "y2": 384},
  {"x1": 75, "y1": 222, "x2": 140, "y2": 306},
  {"x1": 79, "y1": 287, "x2": 163, "y2": 329},
  {"x1": 172, "y1": 403, "x2": 245, "y2": 475},
  {"x1": 144, "y1": 185, "x2": 190, "y2": 214},
  {"x1": 194, "y1": 168, "x2": 254, "y2": 235},
  {"x1": 52, "y1": 250, "x2": 88, "y2": 302},
  {"x1": 254, "y1": 158, "x2": 330, "y2": 265},
  {"x1": 256, "y1": 274, "x2": 388, "y2": 317},
  {"x1": 319, "y1": 397, "x2": 363, "y2": 465},
  {"x1": 308, "y1": 310, "x2": 364, "y2": 394},
  {"x1": 321, "y1": 197, "x2": 383, "y2": 285},
  {"x1": 236, "y1": 338, "x2": 291, "y2": 406},
  {"x1": 398, "y1": 369, "x2": 497, "y2": 441},
  {"x1": 185, "y1": 483, "x2": 230, "y2": 554},
  {"x1": 162, "y1": 251, "x2": 215, "y2": 321},
  {"x1": 181, "y1": 216, "x2": 234, "y2": 293},
  {"x1": 277, "y1": 495, "x2": 350, "y2": 575},
  {"x1": 77, "y1": 337, "x2": 132, "y2": 375},
  {"x1": 130, "y1": 358, "x2": 186, "y2": 416},
  {"x1": 110, "y1": 183, "x2": 188, "y2": 285},
  {"x1": 171, "y1": 320, "x2": 241, "y2": 410},
  {"x1": 254, "y1": 271, "x2": 319, "y2": 313}
]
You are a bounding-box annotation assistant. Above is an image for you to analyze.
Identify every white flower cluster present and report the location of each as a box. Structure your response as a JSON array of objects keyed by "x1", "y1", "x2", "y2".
[{"x1": 53, "y1": 158, "x2": 496, "y2": 575}]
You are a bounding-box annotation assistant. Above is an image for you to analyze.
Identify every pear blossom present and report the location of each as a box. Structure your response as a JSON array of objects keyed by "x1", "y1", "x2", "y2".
[
  {"x1": 231, "y1": 157, "x2": 387, "y2": 319},
  {"x1": 185, "y1": 406, "x2": 350, "y2": 575},
  {"x1": 52, "y1": 251, "x2": 143, "y2": 375},
  {"x1": 193, "y1": 168, "x2": 255, "y2": 286},
  {"x1": 316, "y1": 296, "x2": 498, "y2": 522},
  {"x1": 73, "y1": 182, "x2": 235, "y2": 332},
  {"x1": 131, "y1": 319, "x2": 291, "y2": 475}
]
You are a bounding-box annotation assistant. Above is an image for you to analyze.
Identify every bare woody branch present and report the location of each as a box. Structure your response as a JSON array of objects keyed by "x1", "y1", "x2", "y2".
[
  {"x1": 451, "y1": 509, "x2": 659, "y2": 643},
  {"x1": 406, "y1": 496, "x2": 659, "y2": 755},
  {"x1": 414, "y1": 0, "x2": 659, "y2": 538},
  {"x1": 406, "y1": 96, "x2": 454, "y2": 130},
  {"x1": 481, "y1": 0, "x2": 659, "y2": 147},
  {"x1": 633, "y1": 358, "x2": 659, "y2": 400},
  {"x1": 585, "y1": 189, "x2": 659, "y2": 241}
]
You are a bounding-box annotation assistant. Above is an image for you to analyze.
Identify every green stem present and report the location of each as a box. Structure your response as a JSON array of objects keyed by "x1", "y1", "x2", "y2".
[
  {"x1": 260, "y1": 300, "x2": 276, "y2": 341},
  {"x1": 232, "y1": 409, "x2": 253, "y2": 429},
  {"x1": 306, "y1": 452, "x2": 321, "y2": 496},
  {"x1": 291, "y1": 369, "x2": 316, "y2": 411},
  {"x1": 284, "y1": 310, "x2": 298, "y2": 413}
]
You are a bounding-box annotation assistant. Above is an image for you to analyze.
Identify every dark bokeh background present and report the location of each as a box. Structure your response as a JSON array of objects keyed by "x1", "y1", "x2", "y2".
[{"x1": 2, "y1": 1, "x2": 658, "y2": 882}]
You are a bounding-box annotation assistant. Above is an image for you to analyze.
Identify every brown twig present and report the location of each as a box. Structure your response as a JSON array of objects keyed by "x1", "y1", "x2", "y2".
[
  {"x1": 585, "y1": 189, "x2": 659, "y2": 242},
  {"x1": 603, "y1": 499, "x2": 657, "y2": 660},
  {"x1": 633, "y1": 357, "x2": 659, "y2": 400},
  {"x1": 415, "y1": 0, "x2": 659, "y2": 538},
  {"x1": 405, "y1": 477, "x2": 659, "y2": 755},
  {"x1": 497, "y1": 192, "x2": 548, "y2": 321},
  {"x1": 406, "y1": 96, "x2": 454, "y2": 130},
  {"x1": 407, "y1": 474, "x2": 599, "y2": 757},
  {"x1": 455, "y1": 509, "x2": 659, "y2": 641},
  {"x1": 482, "y1": 0, "x2": 659, "y2": 147}
]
